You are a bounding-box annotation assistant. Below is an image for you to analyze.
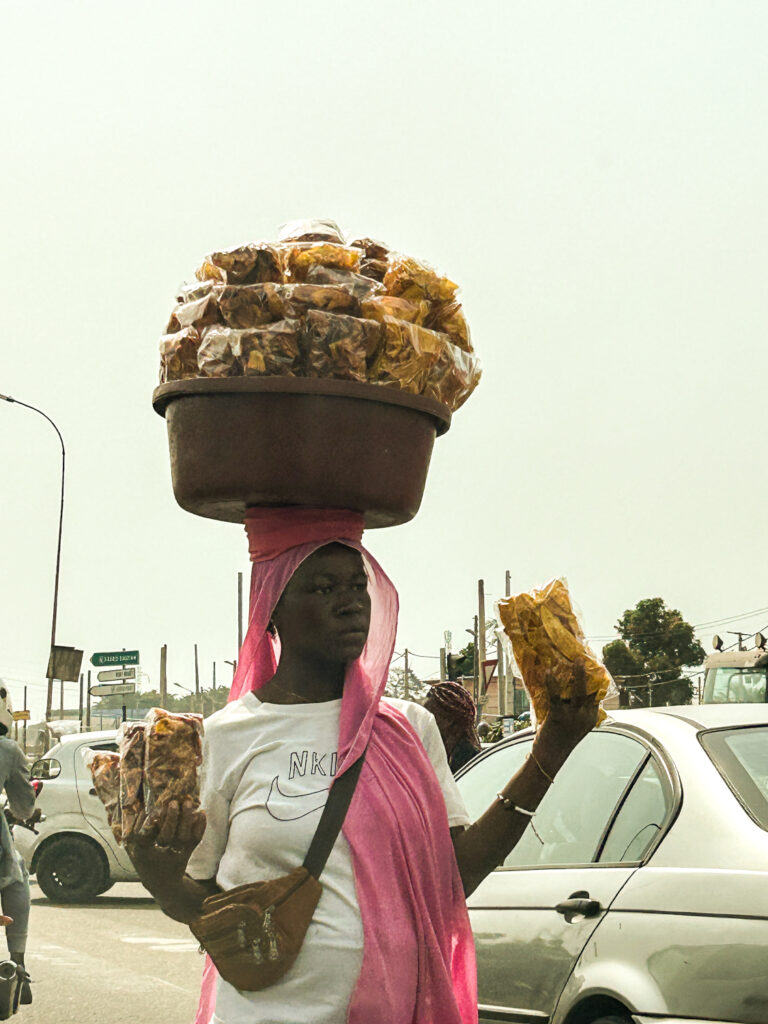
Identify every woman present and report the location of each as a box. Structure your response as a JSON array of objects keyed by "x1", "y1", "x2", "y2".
[
  {"x1": 126, "y1": 509, "x2": 597, "y2": 1024},
  {"x1": 423, "y1": 682, "x2": 483, "y2": 774}
]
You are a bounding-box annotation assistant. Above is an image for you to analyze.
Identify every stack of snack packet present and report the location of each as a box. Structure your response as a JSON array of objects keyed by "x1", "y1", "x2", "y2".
[
  {"x1": 84, "y1": 708, "x2": 203, "y2": 845},
  {"x1": 158, "y1": 219, "x2": 481, "y2": 415}
]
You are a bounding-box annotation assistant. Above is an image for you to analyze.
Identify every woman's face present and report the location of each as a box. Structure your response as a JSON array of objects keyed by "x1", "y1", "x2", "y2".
[{"x1": 271, "y1": 544, "x2": 372, "y2": 665}]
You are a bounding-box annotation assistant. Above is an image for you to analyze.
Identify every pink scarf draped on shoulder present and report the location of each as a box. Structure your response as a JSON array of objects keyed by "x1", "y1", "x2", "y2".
[{"x1": 195, "y1": 507, "x2": 477, "y2": 1024}]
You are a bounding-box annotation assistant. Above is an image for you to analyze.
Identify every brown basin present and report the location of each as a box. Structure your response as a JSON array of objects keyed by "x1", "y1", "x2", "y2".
[{"x1": 152, "y1": 377, "x2": 451, "y2": 528}]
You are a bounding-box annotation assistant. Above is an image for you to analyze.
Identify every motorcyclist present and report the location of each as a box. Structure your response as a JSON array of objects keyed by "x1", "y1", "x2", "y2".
[{"x1": 0, "y1": 687, "x2": 36, "y2": 1004}]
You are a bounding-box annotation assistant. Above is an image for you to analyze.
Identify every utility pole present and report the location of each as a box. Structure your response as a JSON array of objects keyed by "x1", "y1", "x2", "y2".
[
  {"x1": 59, "y1": 679, "x2": 64, "y2": 719},
  {"x1": 159, "y1": 645, "x2": 168, "y2": 708},
  {"x1": 472, "y1": 615, "x2": 479, "y2": 706},
  {"x1": 238, "y1": 572, "x2": 244, "y2": 651},
  {"x1": 86, "y1": 671, "x2": 91, "y2": 731},
  {"x1": 212, "y1": 662, "x2": 217, "y2": 689},
  {"x1": 78, "y1": 673, "x2": 83, "y2": 731},
  {"x1": 478, "y1": 580, "x2": 487, "y2": 703},
  {"x1": 728, "y1": 631, "x2": 749, "y2": 651},
  {"x1": 496, "y1": 634, "x2": 506, "y2": 717},
  {"x1": 505, "y1": 570, "x2": 511, "y2": 597},
  {"x1": 22, "y1": 686, "x2": 27, "y2": 753},
  {"x1": 439, "y1": 647, "x2": 447, "y2": 683},
  {"x1": 194, "y1": 644, "x2": 200, "y2": 695},
  {"x1": 403, "y1": 649, "x2": 410, "y2": 700},
  {"x1": 0, "y1": 391, "x2": 67, "y2": 720}
]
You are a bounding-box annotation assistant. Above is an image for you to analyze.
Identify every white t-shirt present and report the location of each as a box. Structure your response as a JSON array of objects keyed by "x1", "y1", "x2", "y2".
[{"x1": 187, "y1": 694, "x2": 470, "y2": 1024}]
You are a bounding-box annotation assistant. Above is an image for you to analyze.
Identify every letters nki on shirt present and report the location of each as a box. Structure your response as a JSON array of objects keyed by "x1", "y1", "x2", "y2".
[{"x1": 188, "y1": 691, "x2": 470, "y2": 893}]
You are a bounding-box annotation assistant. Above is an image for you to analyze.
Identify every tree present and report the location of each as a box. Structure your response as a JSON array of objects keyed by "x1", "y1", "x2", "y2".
[
  {"x1": 446, "y1": 617, "x2": 500, "y2": 683},
  {"x1": 385, "y1": 665, "x2": 430, "y2": 701},
  {"x1": 447, "y1": 642, "x2": 475, "y2": 682},
  {"x1": 602, "y1": 597, "x2": 705, "y2": 708}
]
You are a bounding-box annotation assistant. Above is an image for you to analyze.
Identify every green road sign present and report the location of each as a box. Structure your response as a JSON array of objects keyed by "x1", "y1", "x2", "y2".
[{"x1": 91, "y1": 650, "x2": 140, "y2": 667}]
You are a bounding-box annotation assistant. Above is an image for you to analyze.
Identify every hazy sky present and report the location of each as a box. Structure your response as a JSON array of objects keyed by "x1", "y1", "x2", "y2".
[{"x1": 2, "y1": 1, "x2": 768, "y2": 720}]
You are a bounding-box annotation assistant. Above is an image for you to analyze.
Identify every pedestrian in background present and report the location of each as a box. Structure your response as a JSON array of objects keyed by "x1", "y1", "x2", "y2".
[
  {"x1": 0, "y1": 687, "x2": 36, "y2": 1004},
  {"x1": 423, "y1": 681, "x2": 483, "y2": 774}
]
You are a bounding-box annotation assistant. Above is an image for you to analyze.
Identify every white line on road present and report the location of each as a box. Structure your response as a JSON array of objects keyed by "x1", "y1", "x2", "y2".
[
  {"x1": 146, "y1": 975, "x2": 198, "y2": 995},
  {"x1": 122, "y1": 936, "x2": 199, "y2": 952},
  {"x1": 122, "y1": 937, "x2": 195, "y2": 945}
]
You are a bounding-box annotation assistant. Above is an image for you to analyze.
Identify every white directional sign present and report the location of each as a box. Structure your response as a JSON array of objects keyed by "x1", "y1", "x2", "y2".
[
  {"x1": 89, "y1": 681, "x2": 137, "y2": 698},
  {"x1": 96, "y1": 667, "x2": 136, "y2": 683}
]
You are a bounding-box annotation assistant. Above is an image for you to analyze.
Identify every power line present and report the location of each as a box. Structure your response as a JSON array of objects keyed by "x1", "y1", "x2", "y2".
[
  {"x1": 616, "y1": 674, "x2": 703, "y2": 692},
  {"x1": 613, "y1": 667, "x2": 702, "y2": 684},
  {"x1": 490, "y1": 589, "x2": 768, "y2": 644},
  {"x1": 586, "y1": 605, "x2": 768, "y2": 643},
  {"x1": 0, "y1": 675, "x2": 51, "y2": 690}
]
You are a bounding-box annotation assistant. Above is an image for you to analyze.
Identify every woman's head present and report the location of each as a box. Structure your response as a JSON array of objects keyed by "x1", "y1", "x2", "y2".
[
  {"x1": 423, "y1": 681, "x2": 480, "y2": 756},
  {"x1": 270, "y1": 543, "x2": 372, "y2": 667}
]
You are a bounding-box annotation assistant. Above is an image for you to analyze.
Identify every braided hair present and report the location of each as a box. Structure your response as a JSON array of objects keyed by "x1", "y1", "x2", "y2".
[{"x1": 423, "y1": 681, "x2": 481, "y2": 751}]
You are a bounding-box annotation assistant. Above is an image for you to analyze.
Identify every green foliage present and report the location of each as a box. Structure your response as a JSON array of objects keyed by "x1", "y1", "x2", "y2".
[
  {"x1": 484, "y1": 720, "x2": 504, "y2": 742},
  {"x1": 385, "y1": 666, "x2": 430, "y2": 701},
  {"x1": 447, "y1": 619, "x2": 499, "y2": 682},
  {"x1": 602, "y1": 598, "x2": 705, "y2": 708},
  {"x1": 447, "y1": 642, "x2": 475, "y2": 682}
]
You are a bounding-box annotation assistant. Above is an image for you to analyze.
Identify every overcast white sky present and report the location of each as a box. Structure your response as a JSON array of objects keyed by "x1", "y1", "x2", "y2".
[{"x1": 2, "y1": 1, "x2": 768, "y2": 720}]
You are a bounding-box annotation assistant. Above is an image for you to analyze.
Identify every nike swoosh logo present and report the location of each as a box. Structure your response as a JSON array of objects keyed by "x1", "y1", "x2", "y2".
[{"x1": 265, "y1": 776, "x2": 328, "y2": 821}]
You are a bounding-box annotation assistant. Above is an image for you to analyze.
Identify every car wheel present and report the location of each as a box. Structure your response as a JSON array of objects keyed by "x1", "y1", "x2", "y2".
[{"x1": 35, "y1": 836, "x2": 108, "y2": 902}]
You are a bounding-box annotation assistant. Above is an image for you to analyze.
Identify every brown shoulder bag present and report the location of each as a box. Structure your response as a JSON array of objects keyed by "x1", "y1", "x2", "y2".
[{"x1": 188, "y1": 751, "x2": 365, "y2": 991}]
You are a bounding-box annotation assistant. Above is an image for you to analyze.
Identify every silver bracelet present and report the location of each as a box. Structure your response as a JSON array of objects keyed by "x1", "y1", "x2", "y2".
[{"x1": 496, "y1": 792, "x2": 535, "y2": 817}]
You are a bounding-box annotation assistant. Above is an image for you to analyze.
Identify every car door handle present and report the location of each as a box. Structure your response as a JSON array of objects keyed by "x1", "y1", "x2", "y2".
[{"x1": 555, "y1": 890, "x2": 602, "y2": 922}]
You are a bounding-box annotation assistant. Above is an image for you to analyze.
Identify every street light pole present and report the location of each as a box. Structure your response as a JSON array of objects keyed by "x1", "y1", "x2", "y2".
[{"x1": 0, "y1": 393, "x2": 65, "y2": 721}]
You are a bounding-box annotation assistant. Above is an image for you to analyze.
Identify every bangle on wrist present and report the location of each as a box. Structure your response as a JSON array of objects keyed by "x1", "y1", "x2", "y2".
[
  {"x1": 496, "y1": 792, "x2": 535, "y2": 817},
  {"x1": 528, "y1": 750, "x2": 555, "y2": 785}
]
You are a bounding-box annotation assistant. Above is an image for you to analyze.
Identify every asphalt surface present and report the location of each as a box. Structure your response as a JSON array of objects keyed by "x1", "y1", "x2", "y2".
[{"x1": 14, "y1": 881, "x2": 202, "y2": 1024}]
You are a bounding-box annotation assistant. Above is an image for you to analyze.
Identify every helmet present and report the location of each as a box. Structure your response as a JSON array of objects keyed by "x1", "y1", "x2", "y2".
[{"x1": 0, "y1": 686, "x2": 14, "y2": 734}]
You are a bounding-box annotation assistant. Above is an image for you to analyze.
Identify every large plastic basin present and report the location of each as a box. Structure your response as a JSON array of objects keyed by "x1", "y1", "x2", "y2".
[{"x1": 152, "y1": 377, "x2": 451, "y2": 528}]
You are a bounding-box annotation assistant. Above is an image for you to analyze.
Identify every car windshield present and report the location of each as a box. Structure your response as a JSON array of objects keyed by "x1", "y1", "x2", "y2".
[
  {"x1": 701, "y1": 726, "x2": 768, "y2": 830},
  {"x1": 703, "y1": 667, "x2": 767, "y2": 703}
]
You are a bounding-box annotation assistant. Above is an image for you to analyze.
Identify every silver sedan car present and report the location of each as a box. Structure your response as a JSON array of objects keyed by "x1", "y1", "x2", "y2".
[{"x1": 456, "y1": 704, "x2": 768, "y2": 1024}]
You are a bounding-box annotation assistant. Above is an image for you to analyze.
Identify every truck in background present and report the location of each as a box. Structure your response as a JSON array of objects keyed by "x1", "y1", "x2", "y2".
[{"x1": 701, "y1": 632, "x2": 768, "y2": 703}]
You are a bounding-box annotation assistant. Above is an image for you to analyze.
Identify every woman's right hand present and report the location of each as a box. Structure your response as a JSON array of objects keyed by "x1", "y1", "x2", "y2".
[{"x1": 125, "y1": 801, "x2": 206, "y2": 893}]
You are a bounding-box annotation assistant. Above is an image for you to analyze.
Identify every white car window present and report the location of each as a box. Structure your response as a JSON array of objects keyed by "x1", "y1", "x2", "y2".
[
  {"x1": 503, "y1": 731, "x2": 647, "y2": 868},
  {"x1": 456, "y1": 737, "x2": 532, "y2": 823},
  {"x1": 599, "y1": 757, "x2": 669, "y2": 862},
  {"x1": 701, "y1": 725, "x2": 768, "y2": 830}
]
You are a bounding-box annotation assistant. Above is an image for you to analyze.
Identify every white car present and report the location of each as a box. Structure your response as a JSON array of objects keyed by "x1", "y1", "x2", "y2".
[
  {"x1": 457, "y1": 704, "x2": 768, "y2": 1024},
  {"x1": 14, "y1": 729, "x2": 140, "y2": 901}
]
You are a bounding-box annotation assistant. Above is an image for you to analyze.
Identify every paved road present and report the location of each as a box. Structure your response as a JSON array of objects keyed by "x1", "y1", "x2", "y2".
[{"x1": 16, "y1": 881, "x2": 203, "y2": 1023}]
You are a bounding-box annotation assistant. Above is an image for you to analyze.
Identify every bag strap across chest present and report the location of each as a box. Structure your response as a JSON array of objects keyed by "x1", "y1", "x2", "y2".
[{"x1": 302, "y1": 751, "x2": 365, "y2": 880}]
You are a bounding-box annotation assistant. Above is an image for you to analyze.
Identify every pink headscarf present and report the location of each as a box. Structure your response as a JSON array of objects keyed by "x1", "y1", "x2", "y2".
[{"x1": 195, "y1": 507, "x2": 477, "y2": 1024}]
